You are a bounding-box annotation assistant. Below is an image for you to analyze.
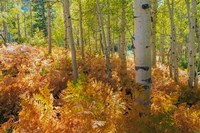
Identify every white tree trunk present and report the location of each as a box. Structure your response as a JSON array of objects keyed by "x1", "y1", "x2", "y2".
[
  {"x1": 78, "y1": 0, "x2": 85, "y2": 62},
  {"x1": 96, "y1": 0, "x2": 112, "y2": 78},
  {"x1": 134, "y1": 0, "x2": 151, "y2": 108},
  {"x1": 151, "y1": 0, "x2": 157, "y2": 66},
  {"x1": 167, "y1": 0, "x2": 179, "y2": 82},
  {"x1": 186, "y1": 0, "x2": 198, "y2": 88},
  {"x1": 193, "y1": 0, "x2": 199, "y2": 88},
  {"x1": 106, "y1": 0, "x2": 111, "y2": 55}
]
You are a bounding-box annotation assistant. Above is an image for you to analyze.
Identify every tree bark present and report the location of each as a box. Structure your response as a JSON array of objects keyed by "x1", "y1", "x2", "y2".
[
  {"x1": 119, "y1": 1, "x2": 127, "y2": 69},
  {"x1": 30, "y1": 2, "x2": 33, "y2": 37},
  {"x1": 2, "y1": 2, "x2": 8, "y2": 45},
  {"x1": 160, "y1": 33, "x2": 165, "y2": 64},
  {"x1": 23, "y1": 12, "x2": 28, "y2": 38},
  {"x1": 151, "y1": 0, "x2": 157, "y2": 66},
  {"x1": 96, "y1": 0, "x2": 112, "y2": 78},
  {"x1": 63, "y1": 0, "x2": 68, "y2": 49},
  {"x1": 47, "y1": 1, "x2": 52, "y2": 54},
  {"x1": 134, "y1": 0, "x2": 152, "y2": 109},
  {"x1": 78, "y1": 0, "x2": 85, "y2": 62},
  {"x1": 186, "y1": 0, "x2": 198, "y2": 88},
  {"x1": 17, "y1": 14, "x2": 21, "y2": 39},
  {"x1": 167, "y1": 0, "x2": 179, "y2": 82},
  {"x1": 193, "y1": 0, "x2": 199, "y2": 88},
  {"x1": 106, "y1": 0, "x2": 111, "y2": 55},
  {"x1": 66, "y1": 0, "x2": 79, "y2": 83}
]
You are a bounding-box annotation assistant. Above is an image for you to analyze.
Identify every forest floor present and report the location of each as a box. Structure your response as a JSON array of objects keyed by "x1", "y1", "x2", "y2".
[{"x1": 0, "y1": 45, "x2": 200, "y2": 133}]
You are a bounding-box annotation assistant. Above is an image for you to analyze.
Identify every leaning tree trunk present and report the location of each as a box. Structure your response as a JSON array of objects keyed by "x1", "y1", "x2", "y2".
[
  {"x1": 78, "y1": 0, "x2": 85, "y2": 62},
  {"x1": 134, "y1": 0, "x2": 152, "y2": 110},
  {"x1": 47, "y1": 1, "x2": 52, "y2": 54},
  {"x1": 167, "y1": 0, "x2": 179, "y2": 82},
  {"x1": 151, "y1": 0, "x2": 157, "y2": 66},
  {"x1": 96, "y1": 0, "x2": 112, "y2": 78},
  {"x1": 65, "y1": 0, "x2": 78, "y2": 83}
]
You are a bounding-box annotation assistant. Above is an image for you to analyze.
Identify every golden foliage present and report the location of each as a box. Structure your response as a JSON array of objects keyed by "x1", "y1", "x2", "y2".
[{"x1": 0, "y1": 46, "x2": 200, "y2": 132}]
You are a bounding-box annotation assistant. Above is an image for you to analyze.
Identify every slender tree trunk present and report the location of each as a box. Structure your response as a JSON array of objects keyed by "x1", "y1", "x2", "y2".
[
  {"x1": 186, "y1": 0, "x2": 198, "y2": 88},
  {"x1": 23, "y1": 12, "x2": 27, "y2": 38},
  {"x1": 167, "y1": 0, "x2": 179, "y2": 82},
  {"x1": 30, "y1": 2, "x2": 33, "y2": 37},
  {"x1": 66, "y1": 0, "x2": 78, "y2": 83},
  {"x1": 106, "y1": 0, "x2": 111, "y2": 55},
  {"x1": 160, "y1": 33, "x2": 165, "y2": 64},
  {"x1": 78, "y1": 0, "x2": 85, "y2": 62},
  {"x1": 151, "y1": 0, "x2": 157, "y2": 66},
  {"x1": 193, "y1": 0, "x2": 199, "y2": 87},
  {"x1": 17, "y1": 14, "x2": 21, "y2": 39},
  {"x1": 95, "y1": 26, "x2": 98, "y2": 54},
  {"x1": 63, "y1": 0, "x2": 68, "y2": 49},
  {"x1": 134, "y1": 0, "x2": 151, "y2": 110},
  {"x1": 88, "y1": 28, "x2": 92, "y2": 55},
  {"x1": 96, "y1": 0, "x2": 112, "y2": 78},
  {"x1": 99, "y1": 32, "x2": 104, "y2": 55},
  {"x1": 2, "y1": 2, "x2": 8, "y2": 45},
  {"x1": 119, "y1": 1, "x2": 127, "y2": 69},
  {"x1": 47, "y1": 2, "x2": 52, "y2": 54}
]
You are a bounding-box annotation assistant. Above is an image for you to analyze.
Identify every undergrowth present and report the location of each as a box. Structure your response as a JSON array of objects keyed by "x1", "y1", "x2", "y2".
[{"x1": 0, "y1": 45, "x2": 199, "y2": 133}]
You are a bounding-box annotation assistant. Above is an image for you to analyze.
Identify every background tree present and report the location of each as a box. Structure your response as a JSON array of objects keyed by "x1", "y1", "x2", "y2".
[{"x1": 65, "y1": 0, "x2": 78, "y2": 82}]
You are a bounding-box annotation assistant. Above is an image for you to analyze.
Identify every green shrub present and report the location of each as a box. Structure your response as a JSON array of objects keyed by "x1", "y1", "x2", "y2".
[{"x1": 180, "y1": 58, "x2": 188, "y2": 70}]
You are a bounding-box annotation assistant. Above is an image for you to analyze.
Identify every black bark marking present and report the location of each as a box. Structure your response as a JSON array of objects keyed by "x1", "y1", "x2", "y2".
[
  {"x1": 135, "y1": 66, "x2": 150, "y2": 71},
  {"x1": 151, "y1": 16, "x2": 153, "y2": 22},
  {"x1": 142, "y1": 4, "x2": 150, "y2": 9},
  {"x1": 146, "y1": 45, "x2": 150, "y2": 48},
  {"x1": 132, "y1": 37, "x2": 136, "y2": 49},
  {"x1": 134, "y1": 16, "x2": 139, "y2": 18},
  {"x1": 142, "y1": 78, "x2": 152, "y2": 84}
]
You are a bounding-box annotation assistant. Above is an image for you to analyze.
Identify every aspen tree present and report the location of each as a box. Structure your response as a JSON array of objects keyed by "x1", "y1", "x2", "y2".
[
  {"x1": 17, "y1": 14, "x2": 21, "y2": 39},
  {"x1": 119, "y1": 0, "x2": 127, "y2": 69},
  {"x1": 2, "y1": 2, "x2": 8, "y2": 45},
  {"x1": 30, "y1": 1, "x2": 33, "y2": 37},
  {"x1": 63, "y1": 0, "x2": 68, "y2": 49},
  {"x1": 78, "y1": 0, "x2": 85, "y2": 62},
  {"x1": 186, "y1": 0, "x2": 198, "y2": 88},
  {"x1": 47, "y1": 1, "x2": 52, "y2": 54},
  {"x1": 193, "y1": 0, "x2": 200, "y2": 87},
  {"x1": 24, "y1": 13, "x2": 27, "y2": 38},
  {"x1": 151, "y1": 0, "x2": 157, "y2": 66},
  {"x1": 134, "y1": 0, "x2": 152, "y2": 109},
  {"x1": 96, "y1": 0, "x2": 112, "y2": 78},
  {"x1": 166, "y1": 0, "x2": 179, "y2": 82},
  {"x1": 106, "y1": 0, "x2": 111, "y2": 55},
  {"x1": 15, "y1": 0, "x2": 21, "y2": 39},
  {"x1": 65, "y1": 0, "x2": 79, "y2": 82}
]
